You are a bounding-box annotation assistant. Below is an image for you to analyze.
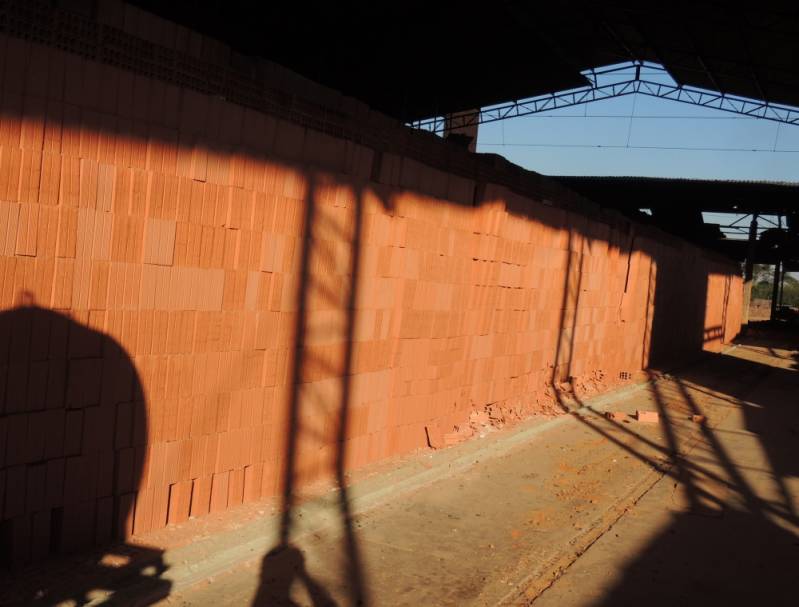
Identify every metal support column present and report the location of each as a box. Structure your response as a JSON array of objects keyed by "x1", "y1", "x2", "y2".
[
  {"x1": 779, "y1": 265, "x2": 786, "y2": 309},
  {"x1": 444, "y1": 109, "x2": 479, "y2": 152},
  {"x1": 741, "y1": 213, "x2": 758, "y2": 331},
  {"x1": 770, "y1": 261, "x2": 782, "y2": 320}
]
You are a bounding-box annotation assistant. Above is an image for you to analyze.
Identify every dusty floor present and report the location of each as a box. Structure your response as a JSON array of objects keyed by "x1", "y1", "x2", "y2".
[
  {"x1": 3, "y1": 328, "x2": 797, "y2": 606},
  {"x1": 160, "y1": 329, "x2": 798, "y2": 606}
]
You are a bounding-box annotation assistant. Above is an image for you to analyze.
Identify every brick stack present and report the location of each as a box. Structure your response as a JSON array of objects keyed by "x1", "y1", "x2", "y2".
[{"x1": 0, "y1": 4, "x2": 743, "y2": 567}]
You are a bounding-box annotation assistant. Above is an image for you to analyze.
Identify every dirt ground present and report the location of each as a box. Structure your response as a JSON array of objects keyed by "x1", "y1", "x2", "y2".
[
  {"x1": 161, "y1": 327, "x2": 799, "y2": 606},
  {"x1": 3, "y1": 326, "x2": 797, "y2": 606}
]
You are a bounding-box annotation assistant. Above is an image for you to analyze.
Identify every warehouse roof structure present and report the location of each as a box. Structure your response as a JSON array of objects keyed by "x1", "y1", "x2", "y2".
[
  {"x1": 128, "y1": 2, "x2": 799, "y2": 121},
  {"x1": 122, "y1": 1, "x2": 799, "y2": 273}
]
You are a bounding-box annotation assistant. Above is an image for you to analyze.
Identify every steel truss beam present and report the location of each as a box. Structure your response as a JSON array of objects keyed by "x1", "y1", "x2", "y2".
[{"x1": 410, "y1": 63, "x2": 799, "y2": 133}]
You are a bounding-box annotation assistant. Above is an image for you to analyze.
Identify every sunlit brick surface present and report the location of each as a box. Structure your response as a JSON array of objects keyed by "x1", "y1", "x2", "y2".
[{"x1": 0, "y1": 21, "x2": 742, "y2": 565}]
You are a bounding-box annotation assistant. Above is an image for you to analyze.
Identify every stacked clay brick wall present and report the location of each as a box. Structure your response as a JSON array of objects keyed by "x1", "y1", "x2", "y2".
[{"x1": 0, "y1": 1, "x2": 742, "y2": 565}]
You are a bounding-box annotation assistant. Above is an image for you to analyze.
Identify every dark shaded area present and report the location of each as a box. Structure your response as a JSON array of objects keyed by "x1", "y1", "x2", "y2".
[
  {"x1": 0, "y1": 299, "x2": 170, "y2": 605},
  {"x1": 254, "y1": 544, "x2": 336, "y2": 607},
  {"x1": 257, "y1": 177, "x2": 374, "y2": 605},
  {"x1": 556, "y1": 176, "x2": 799, "y2": 220},
  {"x1": 647, "y1": 249, "x2": 712, "y2": 368},
  {"x1": 737, "y1": 320, "x2": 799, "y2": 355},
  {"x1": 548, "y1": 228, "x2": 798, "y2": 605},
  {"x1": 124, "y1": 1, "x2": 799, "y2": 119},
  {"x1": 555, "y1": 176, "x2": 799, "y2": 264},
  {"x1": 0, "y1": 9, "x2": 760, "y2": 604},
  {"x1": 592, "y1": 506, "x2": 798, "y2": 607},
  {"x1": 593, "y1": 347, "x2": 799, "y2": 606}
]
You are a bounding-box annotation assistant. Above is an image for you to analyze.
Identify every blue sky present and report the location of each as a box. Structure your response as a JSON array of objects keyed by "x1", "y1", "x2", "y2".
[
  {"x1": 474, "y1": 82, "x2": 799, "y2": 243},
  {"x1": 476, "y1": 93, "x2": 799, "y2": 182}
]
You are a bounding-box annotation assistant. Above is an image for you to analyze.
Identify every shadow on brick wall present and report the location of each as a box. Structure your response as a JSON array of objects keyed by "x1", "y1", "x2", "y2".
[
  {"x1": 255, "y1": 177, "x2": 370, "y2": 606},
  {"x1": 0, "y1": 24, "x2": 746, "y2": 605},
  {"x1": 544, "y1": 231, "x2": 798, "y2": 605},
  {"x1": 0, "y1": 295, "x2": 171, "y2": 605}
]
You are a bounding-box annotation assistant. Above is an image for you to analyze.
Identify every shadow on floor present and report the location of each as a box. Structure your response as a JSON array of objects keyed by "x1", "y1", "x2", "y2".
[
  {"x1": 581, "y1": 337, "x2": 799, "y2": 606},
  {"x1": 545, "y1": 241, "x2": 799, "y2": 605},
  {"x1": 254, "y1": 543, "x2": 336, "y2": 607},
  {"x1": 590, "y1": 505, "x2": 798, "y2": 607},
  {"x1": 0, "y1": 300, "x2": 171, "y2": 605}
]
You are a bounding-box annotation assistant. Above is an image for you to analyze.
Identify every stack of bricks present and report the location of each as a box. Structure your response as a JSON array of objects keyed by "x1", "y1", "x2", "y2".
[{"x1": 0, "y1": 3, "x2": 743, "y2": 566}]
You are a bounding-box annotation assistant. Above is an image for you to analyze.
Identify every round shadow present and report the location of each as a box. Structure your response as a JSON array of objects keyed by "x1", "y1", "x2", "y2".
[{"x1": 0, "y1": 303, "x2": 145, "y2": 565}]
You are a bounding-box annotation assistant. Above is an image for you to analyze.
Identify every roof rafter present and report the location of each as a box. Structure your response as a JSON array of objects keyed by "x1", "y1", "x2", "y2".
[{"x1": 412, "y1": 63, "x2": 799, "y2": 133}]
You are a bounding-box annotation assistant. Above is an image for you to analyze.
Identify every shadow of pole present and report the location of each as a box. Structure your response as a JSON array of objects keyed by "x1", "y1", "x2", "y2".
[
  {"x1": 277, "y1": 174, "x2": 316, "y2": 548},
  {"x1": 582, "y1": 348, "x2": 799, "y2": 607},
  {"x1": 257, "y1": 174, "x2": 368, "y2": 606},
  {"x1": 646, "y1": 373, "x2": 703, "y2": 511},
  {"x1": 550, "y1": 228, "x2": 579, "y2": 396},
  {"x1": 542, "y1": 228, "x2": 795, "y2": 524},
  {"x1": 671, "y1": 375, "x2": 780, "y2": 518},
  {"x1": 256, "y1": 173, "x2": 332, "y2": 607},
  {"x1": 332, "y1": 184, "x2": 369, "y2": 606}
]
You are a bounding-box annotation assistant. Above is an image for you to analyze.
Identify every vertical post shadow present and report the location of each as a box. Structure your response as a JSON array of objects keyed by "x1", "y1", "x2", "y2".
[
  {"x1": 589, "y1": 355, "x2": 799, "y2": 607},
  {"x1": 255, "y1": 174, "x2": 368, "y2": 606},
  {"x1": 331, "y1": 183, "x2": 369, "y2": 607},
  {"x1": 0, "y1": 296, "x2": 171, "y2": 605},
  {"x1": 537, "y1": 235, "x2": 798, "y2": 605}
]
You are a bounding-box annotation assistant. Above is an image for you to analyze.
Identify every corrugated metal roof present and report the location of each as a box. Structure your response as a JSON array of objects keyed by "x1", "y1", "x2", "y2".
[{"x1": 553, "y1": 175, "x2": 799, "y2": 216}]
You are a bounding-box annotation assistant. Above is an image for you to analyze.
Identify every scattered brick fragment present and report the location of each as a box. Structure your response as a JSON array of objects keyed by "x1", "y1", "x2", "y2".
[
  {"x1": 691, "y1": 414, "x2": 706, "y2": 424},
  {"x1": 636, "y1": 410, "x2": 659, "y2": 423},
  {"x1": 455, "y1": 425, "x2": 474, "y2": 440},
  {"x1": 469, "y1": 410, "x2": 490, "y2": 427},
  {"x1": 443, "y1": 432, "x2": 464, "y2": 447},
  {"x1": 425, "y1": 424, "x2": 444, "y2": 449}
]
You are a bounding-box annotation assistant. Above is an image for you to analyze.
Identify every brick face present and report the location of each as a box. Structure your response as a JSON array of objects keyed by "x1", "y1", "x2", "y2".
[{"x1": 0, "y1": 15, "x2": 743, "y2": 567}]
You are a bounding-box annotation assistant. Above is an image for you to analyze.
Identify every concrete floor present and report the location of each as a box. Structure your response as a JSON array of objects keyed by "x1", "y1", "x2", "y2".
[
  {"x1": 3, "y1": 330, "x2": 796, "y2": 606},
  {"x1": 153, "y1": 330, "x2": 798, "y2": 606},
  {"x1": 533, "y1": 335, "x2": 799, "y2": 607}
]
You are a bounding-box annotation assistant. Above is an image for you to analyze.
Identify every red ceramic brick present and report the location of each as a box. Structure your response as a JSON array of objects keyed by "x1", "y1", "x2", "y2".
[
  {"x1": 60, "y1": 499, "x2": 95, "y2": 553},
  {"x1": 0, "y1": 418, "x2": 7, "y2": 469},
  {"x1": 242, "y1": 463, "x2": 263, "y2": 504},
  {"x1": 58, "y1": 155, "x2": 81, "y2": 208},
  {"x1": 0, "y1": 92, "x2": 23, "y2": 148},
  {"x1": 190, "y1": 475, "x2": 212, "y2": 518},
  {"x1": 19, "y1": 149, "x2": 42, "y2": 204},
  {"x1": 0, "y1": 146, "x2": 22, "y2": 202},
  {"x1": 95, "y1": 495, "x2": 114, "y2": 546},
  {"x1": 4, "y1": 514, "x2": 31, "y2": 566},
  {"x1": 117, "y1": 492, "x2": 135, "y2": 539},
  {"x1": 636, "y1": 410, "x2": 659, "y2": 424},
  {"x1": 167, "y1": 479, "x2": 192, "y2": 525},
  {"x1": 96, "y1": 448, "x2": 115, "y2": 499},
  {"x1": 63, "y1": 455, "x2": 98, "y2": 505},
  {"x1": 4, "y1": 466, "x2": 26, "y2": 519},
  {"x1": 132, "y1": 487, "x2": 154, "y2": 536},
  {"x1": 209, "y1": 470, "x2": 229, "y2": 513},
  {"x1": 5, "y1": 414, "x2": 29, "y2": 465},
  {"x1": 152, "y1": 485, "x2": 169, "y2": 530},
  {"x1": 228, "y1": 467, "x2": 244, "y2": 508},
  {"x1": 31, "y1": 510, "x2": 51, "y2": 562},
  {"x1": 116, "y1": 446, "x2": 135, "y2": 495},
  {"x1": 260, "y1": 462, "x2": 278, "y2": 499},
  {"x1": 44, "y1": 458, "x2": 65, "y2": 510},
  {"x1": 25, "y1": 463, "x2": 47, "y2": 514},
  {"x1": 39, "y1": 99, "x2": 63, "y2": 154}
]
